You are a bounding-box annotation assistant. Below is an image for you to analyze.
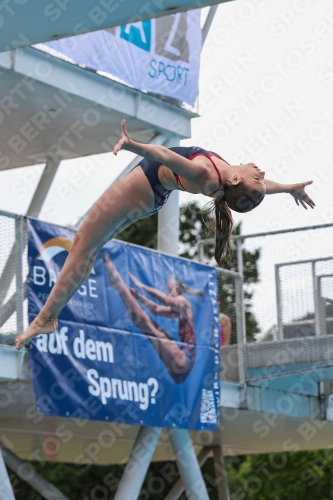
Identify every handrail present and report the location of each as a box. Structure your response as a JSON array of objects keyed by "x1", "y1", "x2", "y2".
[{"x1": 198, "y1": 221, "x2": 333, "y2": 245}]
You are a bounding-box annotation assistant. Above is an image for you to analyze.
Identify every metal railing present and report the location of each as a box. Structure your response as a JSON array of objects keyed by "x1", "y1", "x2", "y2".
[
  {"x1": 198, "y1": 223, "x2": 333, "y2": 385},
  {"x1": 215, "y1": 267, "x2": 245, "y2": 383},
  {"x1": 275, "y1": 257, "x2": 333, "y2": 340},
  {"x1": 0, "y1": 210, "x2": 26, "y2": 339},
  {"x1": 198, "y1": 222, "x2": 333, "y2": 349},
  {"x1": 3, "y1": 210, "x2": 333, "y2": 386}
]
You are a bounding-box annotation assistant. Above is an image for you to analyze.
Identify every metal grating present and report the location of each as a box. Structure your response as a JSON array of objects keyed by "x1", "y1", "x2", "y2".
[
  {"x1": 216, "y1": 268, "x2": 237, "y2": 346},
  {"x1": 238, "y1": 226, "x2": 333, "y2": 342},
  {"x1": 0, "y1": 215, "x2": 18, "y2": 336}
]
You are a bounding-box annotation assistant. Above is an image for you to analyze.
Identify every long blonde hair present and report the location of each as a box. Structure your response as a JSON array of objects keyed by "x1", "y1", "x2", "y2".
[{"x1": 168, "y1": 275, "x2": 204, "y2": 298}]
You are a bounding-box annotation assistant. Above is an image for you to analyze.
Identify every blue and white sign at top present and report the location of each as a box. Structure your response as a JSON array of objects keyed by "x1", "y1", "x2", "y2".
[{"x1": 43, "y1": 11, "x2": 201, "y2": 106}]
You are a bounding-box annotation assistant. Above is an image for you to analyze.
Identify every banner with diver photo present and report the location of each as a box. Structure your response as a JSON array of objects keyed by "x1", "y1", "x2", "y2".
[
  {"x1": 39, "y1": 10, "x2": 201, "y2": 106},
  {"x1": 27, "y1": 218, "x2": 220, "y2": 431}
]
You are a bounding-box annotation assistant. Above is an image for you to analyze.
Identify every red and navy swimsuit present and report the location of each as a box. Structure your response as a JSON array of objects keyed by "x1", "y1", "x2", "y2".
[
  {"x1": 134, "y1": 146, "x2": 228, "y2": 214},
  {"x1": 172, "y1": 313, "x2": 196, "y2": 384}
]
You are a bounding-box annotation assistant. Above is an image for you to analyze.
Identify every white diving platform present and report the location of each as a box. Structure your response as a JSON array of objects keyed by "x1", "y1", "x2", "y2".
[
  {"x1": 1, "y1": 339, "x2": 333, "y2": 464},
  {"x1": 0, "y1": 0, "x2": 234, "y2": 53},
  {"x1": 0, "y1": 47, "x2": 196, "y2": 171}
]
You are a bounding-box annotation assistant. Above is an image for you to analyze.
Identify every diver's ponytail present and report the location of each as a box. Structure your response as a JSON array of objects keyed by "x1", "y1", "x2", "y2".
[{"x1": 214, "y1": 196, "x2": 234, "y2": 265}]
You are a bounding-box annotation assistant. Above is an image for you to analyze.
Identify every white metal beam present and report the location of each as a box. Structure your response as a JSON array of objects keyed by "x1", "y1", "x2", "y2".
[
  {"x1": 169, "y1": 430, "x2": 210, "y2": 500},
  {"x1": 113, "y1": 426, "x2": 161, "y2": 500},
  {"x1": 0, "y1": 0, "x2": 235, "y2": 53},
  {"x1": 14, "y1": 218, "x2": 24, "y2": 334},
  {"x1": 0, "y1": 447, "x2": 15, "y2": 500},
  {"x1": 157, "y1": 136, "x2": 180, "y2": 255},
  {"x1": 157, "y1": 190, "x2": 180, "y2": 255},
  {"x1": 202, "y1": 6, "x2": 219, "y2": 45},
  {"x1": 0, "y1": 48, "x2": 194, "y2": 171},
  {"x1": 156, "y1": 150, "x2": 209, "y2": 499},
  {"x1": 26, "y1": 157, "x2": 61, "y2": 217},
  {"x1": 164, "y1": 447, "x2": 212, "y2": 500}
]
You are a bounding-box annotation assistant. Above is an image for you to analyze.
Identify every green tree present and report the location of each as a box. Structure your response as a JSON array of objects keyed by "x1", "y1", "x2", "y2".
[
  {"x1": 10, "y1": 457, "x2": 223, "y2": 500},
  {"x1": 235, "y1": 450, "x2": 333, "y2": 500},
  {"x1": 12, "y1": 447, "x2": 333, "y2": 500},
  {"x1": 116, "y1": 212, "x2": 158, "y2": 249}
]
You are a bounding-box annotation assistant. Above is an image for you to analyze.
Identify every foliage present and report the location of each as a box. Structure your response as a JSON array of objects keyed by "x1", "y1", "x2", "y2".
[
  {"x1": 116, "y1": 212, "x2": 158, "y2": 249},
  {"x1": 10, "y1": 458, "x2": 222, "y2": 499},
  {"x1": 11, "y1": 449, "x2": 333, "y2": 499},
  {"x1": 11, "y1": 462, "x2": 122, "y2": 499},
  {"x1": 234, "y1": 450, "x2": 333, "y2": 500}
]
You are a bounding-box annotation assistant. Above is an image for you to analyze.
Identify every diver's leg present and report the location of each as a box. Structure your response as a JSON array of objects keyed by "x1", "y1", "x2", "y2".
[
  {"x1": 16, "y1": 167, "x2": 155, "y2": 348},
  {"x1": 104, "y1": 254, "x2": 187, "y2": 371}
]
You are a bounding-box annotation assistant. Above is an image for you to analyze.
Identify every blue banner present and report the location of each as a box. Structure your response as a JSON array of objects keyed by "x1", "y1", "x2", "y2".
[
  {"x1": 39, "y1": 11, "x2": 201, "y2": 107},
  {"x1": 28, "y1": 218, "x2": 220, "y2": 431}
]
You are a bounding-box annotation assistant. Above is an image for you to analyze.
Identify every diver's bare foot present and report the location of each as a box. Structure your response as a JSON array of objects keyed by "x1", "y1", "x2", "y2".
[
  {"x1": 16, "y1": 316, "x2": 58, "y2": 349},
  {"x1": 103, "y1": 253, "x2": 123, "y2": 290}
]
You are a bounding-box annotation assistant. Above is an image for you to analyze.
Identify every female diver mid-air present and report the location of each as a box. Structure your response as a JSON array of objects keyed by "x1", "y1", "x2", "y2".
[
  {"x1": 103, "y1": 254, "x2": 203, "y2": 383},
  {"x1": 16, "y1": 119, "x2": 315, "y2": 348}
]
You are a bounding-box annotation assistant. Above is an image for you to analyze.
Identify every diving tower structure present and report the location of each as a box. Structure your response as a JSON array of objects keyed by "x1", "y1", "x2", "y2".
[{"x1": 0, "y1": 0, "x2": 233, "y2": 53}]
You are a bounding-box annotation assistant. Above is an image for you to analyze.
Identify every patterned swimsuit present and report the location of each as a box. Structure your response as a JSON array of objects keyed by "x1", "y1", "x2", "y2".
[{"x1": 171, "y1": 314, "x2": 196, "y2": 384}]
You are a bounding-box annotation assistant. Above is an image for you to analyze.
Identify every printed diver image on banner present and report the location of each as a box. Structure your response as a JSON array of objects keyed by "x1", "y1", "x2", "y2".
[
  {"x1": 41, "y1": 10, "x2": 201, "y2": 106},
  {"x1": 28, "y1": 218, "x2": 220, "y2": 431}
]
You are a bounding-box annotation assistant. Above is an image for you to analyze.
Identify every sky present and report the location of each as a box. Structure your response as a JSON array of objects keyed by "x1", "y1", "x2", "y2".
[
  {"x1": 1, "y1": 0, "x2": 333, "y2": 333},
  {"x1": 1, "y1": 0, "x2": 333, "y2": 231},
  {"x1": 184, "y1": 0, "x2": 333, "y2": 236},
  {"x1": 1, "y1": 0, "x2": 333, "y2": 233}
]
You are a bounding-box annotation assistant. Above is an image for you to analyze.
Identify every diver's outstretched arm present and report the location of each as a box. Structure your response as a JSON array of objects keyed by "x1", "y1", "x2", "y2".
[
  {"x1": 130, "y1": 289, "x2": 178, "y2": 318},
  {"x1": 264, "y1": 179, "x2": 315, "y2": 209},
  {"x1": 129, "y1": 273, "x2": 180, "y2": 308},
  {"x1": 114, "y1": 119, "x2": 207, "y2": 183},
  {"x1": 104, "y1": 255, "x2": 187, "y2": 373}
]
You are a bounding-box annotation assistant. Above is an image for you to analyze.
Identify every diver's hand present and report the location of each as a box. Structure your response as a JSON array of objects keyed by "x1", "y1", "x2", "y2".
[
  {"x1": 289, "y1": 181, "x2": 315, "y2": 209},
  {"x1": 113, "y1": 119, "x2": 131, "y2": 155}
]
